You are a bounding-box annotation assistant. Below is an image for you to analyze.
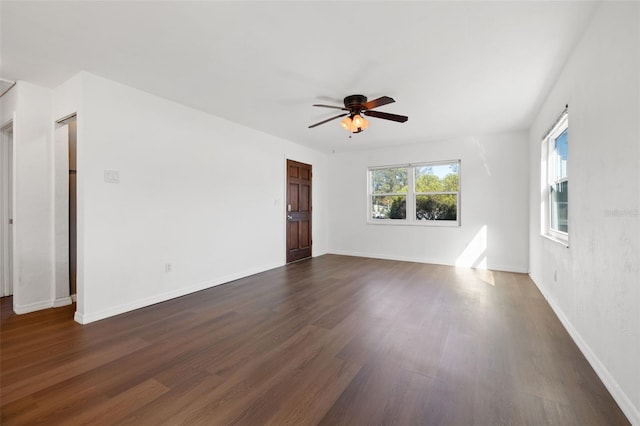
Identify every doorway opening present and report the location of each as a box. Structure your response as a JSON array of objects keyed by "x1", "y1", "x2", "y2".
[
  {"x1": 1, "y1": 121, "x2": 14, "y2": 298},
  {"x1": 54, "y1": 115, "x2": 77, "y2": 305},
  {"x1": 286, "y1": 159, "x2": 312, "y2": 263}
]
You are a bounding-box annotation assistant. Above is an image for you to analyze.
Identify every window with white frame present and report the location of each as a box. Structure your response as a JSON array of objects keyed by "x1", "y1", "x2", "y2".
[
  {"x1": 542, "y1": 109, "x2": 568, "y2": 242},
  {"x1": 369, "y1": 160, "x2": 460, "y2": 225}
]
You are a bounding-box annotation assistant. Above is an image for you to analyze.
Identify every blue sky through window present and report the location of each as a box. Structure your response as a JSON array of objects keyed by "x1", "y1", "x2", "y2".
[
  {"x1": 417, "y1": 164, "x2": 458, "y2": 179},
  {"x1": 555, "y1": 129, "x2": 568, "y2": 160}
]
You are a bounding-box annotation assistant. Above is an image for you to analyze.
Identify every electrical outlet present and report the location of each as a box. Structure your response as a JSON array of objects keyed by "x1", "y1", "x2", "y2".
[
  {"x1": 104, "y1": 169, "x2": 120, "y2": 184},
  {"x1": 165, "y1": 263, "x2": 172, "y2": 273}
]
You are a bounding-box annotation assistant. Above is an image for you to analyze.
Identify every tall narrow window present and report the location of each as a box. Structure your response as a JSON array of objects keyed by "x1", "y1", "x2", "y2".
[{"x1": 542, "y1": 109, "x2": 568, "y2": 243}]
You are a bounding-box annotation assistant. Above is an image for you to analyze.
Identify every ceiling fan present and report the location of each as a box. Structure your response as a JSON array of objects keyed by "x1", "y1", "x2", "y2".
[{"x1": 308, "y1": 94, "x2": 408, "y2": 133}]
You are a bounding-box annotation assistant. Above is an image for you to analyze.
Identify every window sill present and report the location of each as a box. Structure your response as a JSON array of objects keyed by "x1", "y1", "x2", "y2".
[
  {"x1": 541, "y1": 233, "x2": 569, "y2": 248},
  {"x1": 367, "y1": 220, "x2": 461, "y2": 228}
]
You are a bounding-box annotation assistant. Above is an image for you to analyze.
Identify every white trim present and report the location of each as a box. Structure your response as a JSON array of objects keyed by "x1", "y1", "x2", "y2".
[
  {"x1": 53, "y1": 296, "x2": 72, "y2": 307},
  {"x1": 0, "y1": 120, "x2": 14, "y2": 298},
  {"x1": 547, "y1": 228, "x2": 568, "y2": 241},
  {"x1": 542, "y1": 113, "x2": 569, "y2": 238},
  {"x1": 541, "y1": 106, "x2": 568, "y2": 141},
  {"x1": 531, "y1": 275, "x2": 640, "y2": 426},
  {"x1": 14, "y1": 300, "x2": 54, "y2": 314},
  {"x1": 368, "y1": 159, "x2": 458, "y2": 170},
  {"x1": 541, "y1": 233, "x2": 570, "y2": 248},
  {"x1": 74, "y1": 261, "x2": 283, "y2": 324},
  {"x1": 55, "y1": 113, "x2": 77, "y2": 125},
  {"x1": 53, "y1": 121, "x2": 73, "y2": 304},
  {"x1": 282, "y1": 155, "x2": 288, "y2": 265},
  {"x1": 368, "y1": 163, "x2": 411, "y2": 171},
  {"x1": 366, "y1": 219, "x2": 460, "y2": 227}
]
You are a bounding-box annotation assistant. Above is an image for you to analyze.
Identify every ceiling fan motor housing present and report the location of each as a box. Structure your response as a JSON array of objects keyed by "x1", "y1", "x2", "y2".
[{"x1": 344, "y1": 94, "x2": 367, "y2": 113}]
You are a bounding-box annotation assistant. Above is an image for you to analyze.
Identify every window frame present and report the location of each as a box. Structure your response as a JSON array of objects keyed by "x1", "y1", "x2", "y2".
[
  {"x1": 367, "y1": 160, "x2": 461, "y2": 227},
  {"x1": 541, "y1": 111, "x2": 569, "y2": 245},
  {"x1": 369, "y1": 165, "x2": 409, "y2": 220}
]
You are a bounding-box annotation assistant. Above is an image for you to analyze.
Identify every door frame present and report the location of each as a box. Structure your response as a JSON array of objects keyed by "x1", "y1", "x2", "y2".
[
  {"x1": 52, "y1": 115, "x2": 76, "y2": 307},
  {"x1": 1, "y1": 120, "x2": 14, "y2": 297},
  {"x1": 285, "y1": 158, "x2": 312, "y2": 263}
]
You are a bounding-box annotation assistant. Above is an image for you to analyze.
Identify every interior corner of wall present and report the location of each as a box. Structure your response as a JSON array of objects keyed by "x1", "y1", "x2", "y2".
[
  {"x1": 73, "y1": 310, "x2": 86, "y2": 324},
  {"x1": 53, "y1": 297, "x2": 72, "y2": 308}
]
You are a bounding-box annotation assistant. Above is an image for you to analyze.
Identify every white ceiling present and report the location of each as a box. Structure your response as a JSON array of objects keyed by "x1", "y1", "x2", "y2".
[{"x1": 1, "y1": 1, "x2": 597, "y2": 152}]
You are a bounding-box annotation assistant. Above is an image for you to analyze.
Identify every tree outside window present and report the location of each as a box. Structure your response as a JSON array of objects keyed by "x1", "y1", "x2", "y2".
[{"x1": 369, "y1": 161, "x2": 460, "y2": 225}]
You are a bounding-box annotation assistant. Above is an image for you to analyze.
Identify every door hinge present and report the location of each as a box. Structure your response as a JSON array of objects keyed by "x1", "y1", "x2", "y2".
[{"x1": 9, "y1": 219, "x2": 13, "y2": 224}]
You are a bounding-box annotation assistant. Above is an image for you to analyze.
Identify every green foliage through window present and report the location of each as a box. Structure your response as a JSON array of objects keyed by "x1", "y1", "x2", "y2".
[
  {"x1": 369, "y1": 161, "x2": 460, "y2": 224},
  {"x1": 371, "y1": 168, "x2": 408, "y2": 193}
]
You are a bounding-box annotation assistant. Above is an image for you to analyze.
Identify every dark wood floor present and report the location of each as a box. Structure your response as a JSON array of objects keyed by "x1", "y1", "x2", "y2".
[{"x1": 0, "y1": 255, "x2": 629, "y2": 425}]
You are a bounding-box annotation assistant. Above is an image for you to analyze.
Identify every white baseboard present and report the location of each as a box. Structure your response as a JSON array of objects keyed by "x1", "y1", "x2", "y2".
[
  {"x1": 328, "y1": 250, "x2": 528, "y2": 273},
  {"x1": 74, "y1": 261, "x2": 283, "y2": 325},
  {"x1": 13, "y1": 299, "x2": 53, "y2": 314},
  {"x1": 312, "y1": 249, "x2": 328, "y2": 257},
  {"x1": 53, "y1": 296, "x2": 72, "y2": 307},
  {"x1": 74, "y1": 310, "x2": 86, "y2": 324},
  {"x1": 13, "y1": 296, "x2": 72, "y2": 314},
  {"x1": 531, "y1": 275, "x2": 640, "y2": 426}
]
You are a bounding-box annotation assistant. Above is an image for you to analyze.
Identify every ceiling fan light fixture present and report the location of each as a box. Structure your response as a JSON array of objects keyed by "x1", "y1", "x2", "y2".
[
  {"x1": 338, "y1": 114, "x2": 368, "y2": 133},
  {"x1": 340, "y1": 116, "x2": 353, "y2": 130},
  {"x1": 308, "y1": 94, "x2": 407, "y2": 133}
]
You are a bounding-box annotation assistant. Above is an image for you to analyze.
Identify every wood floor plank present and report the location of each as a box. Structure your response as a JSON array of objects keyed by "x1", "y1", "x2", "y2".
[
  {"x1": 318, "y1": 360, "x2": 435, "y2": 425},
  {"x1": 1, "y1": 337, "x2": 149, "y2": 405},
  {"x1": 119, "y1": 372, "x2": 225, "y2": 426},
  {"x1": 0, "y1": 254, "x2": 631, "y2": 425},
  {"x1": 59, "y1": 378, "x2": 169, "y2": 426},
  {"x1": 5, "y1": 382, "x2": 108, "y2": 425},
  {"x1": 164, "y1": 325, "x2": 333, "y2": 425}
]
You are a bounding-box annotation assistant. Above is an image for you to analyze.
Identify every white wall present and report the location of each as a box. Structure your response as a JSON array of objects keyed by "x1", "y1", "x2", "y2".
[
  {"x1": 0, "y1": 82, "x2": 55, "y2": 313},
  {"x1": 528, "y1": 2, "x2": 640, "y2": 423},
  {"x1": 54, "y1": 73, "x2": 328, "y2": 324},
  {"x1": 328, "y1": 131, "x2": 529, "y2": 273}
]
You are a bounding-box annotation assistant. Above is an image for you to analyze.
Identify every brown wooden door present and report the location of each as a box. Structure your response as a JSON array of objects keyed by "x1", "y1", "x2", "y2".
[{"x1": 286, "y1": 160, "x2": 312, "y2": 263}]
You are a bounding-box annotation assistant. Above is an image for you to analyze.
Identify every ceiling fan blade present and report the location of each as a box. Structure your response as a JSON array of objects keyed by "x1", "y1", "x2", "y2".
[
  {"x1": 312, "y1": 104, "x2": 349, "y2": 111},
  {"x1": 308, "y1": 113, "x2": 348, "y2": 128},
  {"x1": 364, "y1": 110, "x2": 408, "y2": 123},
  {"x1": 362, "y1": 96, "x2": 395, "y2": 110}
]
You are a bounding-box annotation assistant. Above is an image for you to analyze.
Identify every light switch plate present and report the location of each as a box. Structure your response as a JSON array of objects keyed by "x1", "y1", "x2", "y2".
[{"x1": 104, "y1": 170, "x2": 120, "y2": 184}]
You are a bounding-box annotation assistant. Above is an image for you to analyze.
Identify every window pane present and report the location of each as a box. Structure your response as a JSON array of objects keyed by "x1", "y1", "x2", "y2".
[
  {"x1": 550, "y1": 181, "x2": 568, "y2": 232},
  {"x1": 415, "y1": 163, "x2": 459, "y2": 192},
  {"x1": 416, "y1": 194, "x2": 457, "y2": 221},
  {"x1": 371, "y1": 195, "x2": 406, "y2": 219},
  {"x1": 553, "y1": 129, "x2": 568, "y2": 180},
  {"x1": 371, "y1": 168, "x2": 408, "y2": 194}
]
